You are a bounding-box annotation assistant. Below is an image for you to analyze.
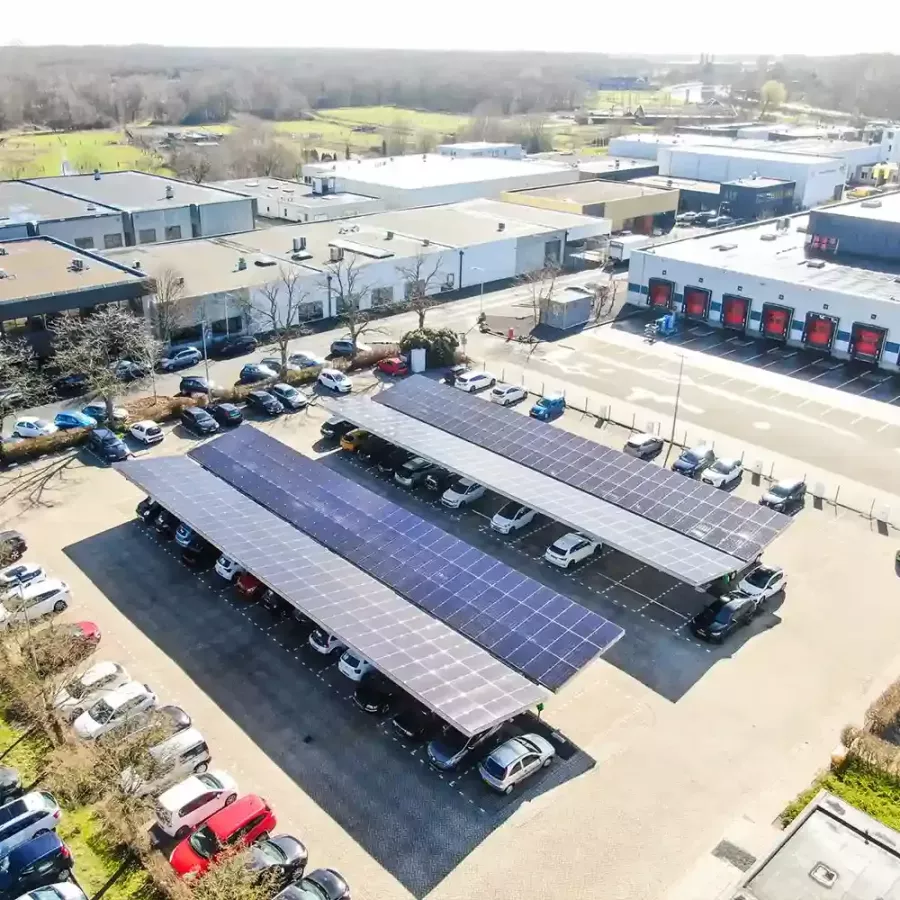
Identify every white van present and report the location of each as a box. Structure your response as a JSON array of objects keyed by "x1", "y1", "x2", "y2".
[{"x1": 120, "y1": 727, "x2": 211, "y2": 798}]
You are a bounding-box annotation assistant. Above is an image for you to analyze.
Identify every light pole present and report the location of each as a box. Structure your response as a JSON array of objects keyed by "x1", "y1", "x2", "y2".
[
  {"x1": 200, "y1": 298, "x2": 211, "y2": 384},
  {"x1": 663, "y1": 354, "x2": 685, "y2": 466},
  {"x1": 472, "y1": 266, "x2": 485, "y2": 315}
]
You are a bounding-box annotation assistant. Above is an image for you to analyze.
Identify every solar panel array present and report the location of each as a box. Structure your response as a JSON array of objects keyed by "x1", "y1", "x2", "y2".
[
  {"x1": 115, "y1": 455, "x2": 548, "y2": 736},
  {"x1": 191, "y1": 428, "x2": 624, "y2": 691},
  {"x1": 374, "y1": 376, "x2": 790, "y2": 562}
]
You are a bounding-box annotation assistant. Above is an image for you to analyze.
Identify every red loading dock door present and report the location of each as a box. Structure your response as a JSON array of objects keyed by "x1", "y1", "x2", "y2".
[
  {"x1": 761, "y1": 303, "x2": 793, "y2": 341},
  {"x1": 802, "y1": 312, "x2": 838, "y2": 352},
  {"x1": 648, "y1": 278, "x2": 674, "y2": 309},
  {"x1": 849, "y1": 322, "x2": 887, "y2": 364},
  {"x1": 721, "y1": 294, "x2": 750, "y2": 330},
  {"x1": 683, "y1": 286, "x2": 710, "y2": 320}
]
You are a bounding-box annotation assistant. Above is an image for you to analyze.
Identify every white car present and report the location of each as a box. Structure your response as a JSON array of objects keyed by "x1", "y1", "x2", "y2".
[
  {"x1": 477, "y1": 733, "x2": 555, "y2": 794},
  {"x1": 737, "y1": 565, "x2": 786, "y2": 602},
  {"x1": 129, "y1": 420, "x2": 164, "y2": 445},
  {"x1": 454, "y1": 371, "x2": 496, "y2": 393},
  {"x1": 72, "y1": 681, "x2": 158, "y2": 740},
  {"x1": 318, "y1": 368, "x2": 353, "y2": 393},
  {"x1": 154, "y1": 770, "x2": 238, "y2": 839},
  {"x1": 0, "y1": 580, "x2": 70, "y2": 628},
  {"x1": 54, "y1": 661, "x2": 130, "y2": 722},
  {"x1": 158, "y1": 347, "x2": 202, "y2": 371},
  {"x1": 16, "y1": 885, "x2": 87, "y2": 900},
  {"x1": 491, "y1": 502, "x2": 537, "y2": 534},
  {"x1": 12, "y1": 417, "x2": 58, "y2": 439},
  {"x1": 120, "y1": 728, "x2": 210, "y2": 798},
  {"x1": 544, "y1": 533, "x2": 600, "y2": 569},
  {"x1": 490, "y1": 384, "x2": 527, "y2": 406},
  {"x1": 308, "y1": 628, "x2": 346, "y2": 655},
  {"x1": 700, "y1": 457, "x2": 743, "y2": 488},
  {"x1": 0, "y1": 562, "x2": 47, "y2": 591},
  {"x1": 338, "y1": 650, "x2": 372, "y2": 682},
  {"x1": 0, "y1": 792, "x2": 62, "y2": 859},
  {"x1": 214, "y1": 556, "x2": 244, "y2": 581},
  {"x1": 289, "y1": 351, "x2": 326, "y2": 368},
  {"x1": 441, "y1": 478, "x2": 486, "y2": 508}
]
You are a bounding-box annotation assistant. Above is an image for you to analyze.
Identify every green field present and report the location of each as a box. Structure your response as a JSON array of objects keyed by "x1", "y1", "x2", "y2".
[
  {"x1": 323, "y1": 106, "x2": 471, "y2": 133},
  {"x1": 587, "y1": 89, "x2": 681, "y2": 110}
]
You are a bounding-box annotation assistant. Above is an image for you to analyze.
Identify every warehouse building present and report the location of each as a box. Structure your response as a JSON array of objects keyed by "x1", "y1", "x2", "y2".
[
  {"x1": 719, "y1": 177, "x2": 795, "y2": 220},
  {"x1": 626, "y1": 192, "x2": 900, "y2": 370},
  {"x1": 437, "y1": 141, "x2": 523, "y2": 159},
  {"x1": 27, "y1": 171, "x2": 255, "y2": 245},
  {"x1": 301, "y1": 154, "x2": 576, "y2": 209},
  {"x1": 501, "y1": 180, "x2": 678, "y2": 232},
  {"x1": 209, "y1": 176, "x2": 384, "y2": 223},
  {"x1": 528, "y1": 153, "x2": 660, "y2": 182},
  {"x1": 629, "y1": 175, "x2": 721, "y2": 212},
  {"x1": 735, "y1": 138, "x2": 882, "y2": 182},
  {"x1": 609, "y1": 133, "x2": 734, "y2": 160}
]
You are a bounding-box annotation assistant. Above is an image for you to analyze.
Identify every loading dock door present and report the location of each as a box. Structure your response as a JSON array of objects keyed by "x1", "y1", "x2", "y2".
[
  {"x1": 683, "y1": 286, "x2": 711, "y2": 320},
  {"x1": 721, "y1": 294, "x2": 750, "y2": 330},
  {"x1": 648, "y1": 278, "x2": 674, "y2": 309},
  {"x1": 802, "y1": 312, "x2": 838, "y2": 352},
  {"x1": 761, "y1": 303, "x2": 793, "y2": 341},
  {"x1": 849, "y1": 322, "x2": 888, "y2": 364}
]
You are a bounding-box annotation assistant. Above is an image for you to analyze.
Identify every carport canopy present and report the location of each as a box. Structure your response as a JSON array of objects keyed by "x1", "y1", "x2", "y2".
[
  {"x1": 326, "y1": 397, "x2": 743, "y2": 586},
  {"x1": 116, "y1": 455, "x2": 549, "y2": 737}
]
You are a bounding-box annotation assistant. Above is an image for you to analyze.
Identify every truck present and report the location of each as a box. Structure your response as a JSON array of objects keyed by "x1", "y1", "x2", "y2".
[{"x1": 608, "y1": 233, "x2": 652, "y2": 263}]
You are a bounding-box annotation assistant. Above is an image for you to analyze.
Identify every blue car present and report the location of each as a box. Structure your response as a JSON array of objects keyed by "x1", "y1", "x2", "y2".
[
  {"x1": 175, "y1": 523, "x2": 195, "y2": 548},
  {"x1": 53, "y1": 411, "x2": 96, "y2": 430},
  {"x1": 529, "y1": 393, "x2": 566, "y2": 421},
  {"x1": 0, "y1": 832, "x2": 75, "y2": 898}
]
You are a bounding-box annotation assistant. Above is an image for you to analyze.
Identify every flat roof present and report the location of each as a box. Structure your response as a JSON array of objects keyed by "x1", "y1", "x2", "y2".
[
  {"x1": 512, "y1": 180, "x2": 672, "y2": 204},
  {"x1": 0, "y1": 237, "x2": 144, "y2": 303},
  {"x1": 737, "y1": 138, "x2": 877, "y2": 157},
  {"x1": 28, "y1": 171, "x2": 250, "y2": 212},
  {"x1": 438, "y1": 141, "x2": 521, "y2": 150},
  {"x1": 725, "y1": 177, "x2": 794, "y2": 188},
  {"x1": 209, "y1": 177, "x2": 379, "y2": 209},
  {"x1": 578, "y1": 157, "x2": 658, "y2": 174},
  {"x1": 0, "y1": 181, "x2": 120, "y2": 224},
  {"x1": 666, "y1": 144, "x2": 839, "y2": 165},
  {"x1": 815, "y1": 189, "x2": 900, "y2": 224},
  {"x1": 629, "y1": 175, "x2": 721, "y2": 194}
]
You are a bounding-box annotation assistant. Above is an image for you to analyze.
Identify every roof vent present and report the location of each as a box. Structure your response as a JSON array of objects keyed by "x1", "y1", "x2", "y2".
[
  {"x1": 86, "y1": 204, "x2": 97, "y2": 212},
  {"x1": 807, "y1": 259, "x2": 826, "y2": 268},
  {"x1": 0, "y1": 269, "x2": 7, "y2": 279},
  {"x1": 245, "y1": 180, "x2": 259, "y2": 187},
  {"x1": 165, "y1": 185, "x2": 174, "y2": 200},
  {"x1": 423, "y1": 238, "x2": 430, "y2": 246},
  {"x1": 70, "y1": 258, "x2": 85, "y2": 272},
  {"x1": 711, "y1": 243, "x2": 737, "y2": 251},
  {"x1": 254, "y1": 256, "x2": 277, "y2": 267},
  {"x1": 237, "y1": 257, "x2": 247, "y2": 271},
  {"x1": 0, "y1": 248, "x2": 7, "y2": 256},
  {"x1": 760, "y1": 233, "x2": 777, "y2": 241},
  {"x1": 385, "y1": 231, "x2": 394, "y2": 240},
  {"x1": 329, "y1": 246, "x2": 344, "y2": 262},
  {"x1": 498, "y1": 222, "x2": 506, "y2": 232},
  {"x1": 292, "y1": 237, "x2": 306, "y2": 253},
  {"x1": 809, "y1": 863, "x2": 837, "y2": 888},
  {"x1": 861, "y1": 199, "x2": 882, "y2": 208},
  {"x1": 93, "y1": 169, "x2": 101, "y2": 180}
]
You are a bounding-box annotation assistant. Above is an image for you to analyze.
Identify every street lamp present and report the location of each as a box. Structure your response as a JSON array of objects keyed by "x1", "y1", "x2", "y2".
[
  {"x1": 471, "y1": 266, "x2": 486, "y2": 315},
  {"x1": 663, "y1": 354, "x2": 685, "y2": 466}
]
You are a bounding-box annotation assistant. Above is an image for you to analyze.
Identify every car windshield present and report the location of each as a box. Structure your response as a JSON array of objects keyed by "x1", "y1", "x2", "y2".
[
  {"x1": 188, "y1": 826, "x2": 220, "y2": 859},
  {"x1": 712, "y1": 460, "x2": 732, "y2": 473},
  {"x1": 89, "y1": 697, "x2": 115, "y2": 723},
  {"x1": 744, "y1": 569, "x2": 772, "y2": 588},
  {"x1": 549, "y1": 539, "x2": 570, "y2": 554},
  {"x1": 255, "y1": 840, "x2": 287, "y2": 865},
  {"x1": 295, "y1": 881, "x2": 329, "y2": 900},
  {"x1": 481, "y1": 756, "x2": 507, "y2": 780},
  {"x1": 344, "y1": 654, "x2": 361, "y2": 668},
  {"x1": 536, "y1": 398, "x2": 552, "y2": 408},
  {"x1": 682, "y1": 450, "x2": 703, "y2": 464},
  {"x1": 713, "y1": 603, "x2": 738, "y2": 625},
  {"x1": 769, "y1": 483, "x2": 794, "y2": 498},
  {"x1": 435, "y1": 728, "x2": 468, "y2": 755},
  {"x1": 498, "y1": 502, "x2": 520, "y2": 517},
  {"x1": 64, "y1": 675, "x2": 88, "y2": 699}
]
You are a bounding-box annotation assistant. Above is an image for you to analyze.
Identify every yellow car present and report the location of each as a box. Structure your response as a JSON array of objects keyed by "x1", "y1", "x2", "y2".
[{"x1": 340, "y1": 429, "x2": 369, "y2": 452}]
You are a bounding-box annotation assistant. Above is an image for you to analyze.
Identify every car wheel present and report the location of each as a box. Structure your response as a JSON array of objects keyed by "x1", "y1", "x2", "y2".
[
  {"x1": 225, "y1": 793, "x2": 237, "y2": 806},
  {"x1": 194, "y1": 762, "x2": 208, "y2": 774},
  {"x1": 503, "y1": 784, "x2": 514, "y2": 795},
  {"x1": 174, "y1": 825, "x2": 190, "y2": 839},
  {"x1": 542, "y1": 756, "x2": 553, "y2": 768},
  {"x1": 53, "y1": 599, "x2": 68, "y2": 613},
  {"x1": 489, "y1": 378, "x2": 496, "y2": 387}
]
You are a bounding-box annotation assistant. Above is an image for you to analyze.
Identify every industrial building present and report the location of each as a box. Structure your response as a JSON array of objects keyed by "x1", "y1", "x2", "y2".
[
  {"x1": 719, "y1": 177, "x2": 795, "y2": 220},
  {"x1": 501, "y1": 180, "x2": 678, "y2": 232},
  {"x1": 209, "y1": 175, "x2": 384, "y2": 223},
  {"x1": 26, "y1": 171, "x2": 255, "y2": 245},
  {"x1": 734, "y1": 138, "x2": 882, "y2": 182},
  {"x1": 301, "y1": 154, "x2": 576, "y2": 210},
  {"x1": 436, "y1": 141, "x2": 523, "y2": 159},
  {"x1": 626, "y1": 191, "x2": 900, "y2": 370},
  {"x1": 104, "y1": 198, "x2": 609, "y2": 341},
  {"x1": 629, "y1": 175, "x2": 721, "y2": 212},
  {"x1": 527, "y1": 153, "x2": 660, "y2": 181}
]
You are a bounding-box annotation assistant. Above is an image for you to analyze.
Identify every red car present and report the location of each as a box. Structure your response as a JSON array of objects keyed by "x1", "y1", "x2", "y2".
[
  {"x1": 235, "y1": 572, "x2": 264, "y2": 601},
  {"x1": 377, "y1": 357, "x2": 409, "y2": 377},
  {"x1": 169, "y1": 794, "x2": 276, "y2": 877}
]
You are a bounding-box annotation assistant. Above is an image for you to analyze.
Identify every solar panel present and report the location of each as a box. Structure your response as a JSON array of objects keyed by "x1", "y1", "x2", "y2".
[
  {"x1": 115, "y1": 455, "x2": 548, "y2": 737},
  {"x1": 320, "y1": 396, "x2": 741, "y2": 586},
  {"x1": 190, "y1": 428, "x2": 624, "y2": 691},
  {"x1": 374, "y1": 376, "x2": 790, "y2": 562}
]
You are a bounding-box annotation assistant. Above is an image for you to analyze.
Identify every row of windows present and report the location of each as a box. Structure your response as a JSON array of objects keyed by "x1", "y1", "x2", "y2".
[
  {"x1": 139, "y1": 225, "x2": 183, "y2": 244},
  {"x1": 73, "y1": 232, "x2": 125, "y2": 250}
]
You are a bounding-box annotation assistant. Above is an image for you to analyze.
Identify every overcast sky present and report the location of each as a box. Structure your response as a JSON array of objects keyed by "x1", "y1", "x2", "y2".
[{"x1": 5, "y1": 0, "x2": 900, "y2": 56}]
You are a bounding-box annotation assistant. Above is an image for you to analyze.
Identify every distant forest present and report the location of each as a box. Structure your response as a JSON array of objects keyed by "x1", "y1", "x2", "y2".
[{"x1": 2, "y1": 46, "x2": 900, "y2": 132}]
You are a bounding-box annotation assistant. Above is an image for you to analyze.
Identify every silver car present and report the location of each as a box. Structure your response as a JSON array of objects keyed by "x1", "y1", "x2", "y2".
[
  {"x1": 0, "y1": 792, "x2": 61, "y2": 858},
  {"x1": 477, "y1": 733, "x2": 555, "y2": 794}
]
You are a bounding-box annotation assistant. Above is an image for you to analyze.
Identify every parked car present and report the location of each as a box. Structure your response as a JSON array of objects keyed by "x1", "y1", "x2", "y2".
[
  {"x1": 317, "y1": 369, "x2": 353, "y2": 393},
  {"x1": 168, "y1": 795, "x2": 276, "y2": 877},
  {"x1": 86, "y1": 429, "x2": 129, "y2": 463},
  {"x1": 319, "y1": 418, "x2": 354, "y2": 441},
  {"x1": 394, "y1": 457, "x2": 437, "y2": 488},
  {"x1": 155, "y1": 771, "x2": 239, "y2": 839},
  {"x1": 339, "y1": 429, "x2": 369, "y2": 453},
  {"x1": 81, "y1": 403, "x2": 127, "y2": 427},
  {"x1": 180, "y1": 407, "x2": 219, "y2": 436},
  {"x1": 154, "y1": 510, "x2": 179, "y2": 539},
  {"x1": 622, "y1": 432, "x2": 664, "y2": 461},
  {"x1": 308, "y1": 628, "x2": 345, "y2": 656},
  {"x1": 210, "y1": 335, "x2": 257, "y2": 358},
  {"x1": 52, "y1": 373, "x2": 88, "y2": 397},
  {"x1": 478, "y1": 733, "x2": 555, "y2": 794},
  {"x1": 490, "y1": 502, "x2": 536, "y2": 534},
  {"x1": 288, "y1": 351, "x2": 326, "y2": 369},
  {"x1": 175, "y1": 524, "x2": 195, "y2": 549},
  {"x1": 427, "y1": 723, "x2": 504, "y2": 771},
  {"x1": 0, "y1": 531, "x2": 26, "y2": 563},
  {"x1": 671, "y1": 445, "x2": 715, "y2": 478},
  {"x1": 245, "y1": 835, "x2": 308, "y2": 889},
  {"x1": 337, "y1": 650, "x2": 372, "y2": 682},
  {"x1": 693, "y1": 210, "x2": 716, "y2": 226},
  {"x1": 261, "y1": 589, "x2": 291, "y2": 618},
  {"x1": 544, "y1": 533, "x2": 599, "y2": 569},
  {"x1": 136, "y1": 498, "x2": 161, "y2": 524},
  {"x1": 377, "y1": 357, "x2": 409, "y2": 376},
  {"x1": 453, "y1": 371, "x2": 495, "y2": 393},
  {"x1": 260, "y1": 358, "x2": 302, "y2": 375},
  {"x1": 441, "y1": 478, "x2": 485, "y2": 508},
  {"x1": 357, "y1": 437, "x2": 391, "y2": 464},
  {"x1": 159, "y1": 347, "x2": 203, "y2": 372},
  {"x1": 139, "y1": 705, "x2": 193, "y2": 740},
  {"x1": 0, "y1": 793, "x2": 61, "y2": 859},
  {"x1": 179, "y1": 376, "x2": 214, "y2": 396},
  {"x1": 121, "y1": 728, "x2": 211, "y2": 799},
  {"x1": 235, "y1": 572, "x2": 265, "y2": 601},
  {"x1": 689, "y1": 594, "x2": 760, "y2": 643},
  {"x1": 126, "y1": 420, "x2": 163, "y2": 447},
  {"x1": 391, "y1": 703, "x2": 441, "y2": 742},
  {"x1": 53, "y1": 411, "x2": 95, "y2": 431},
  {"x1": 353, "y1": 672, "x2": 397, "y2": 715},
  {"x1": 245, "y1": 390, "x2": 284, "y2": 416},
  {"x1": 182, "y1": 539, "x2": 219, "y2": 570},
  {"x1": 701, "y1": 457, "x2": 742, "y2": 489},
  {"x1": 424, "y1": 468, "x2": 454, "y2": 493},
  {"x1": 529, "y1": 393, "x2": 565, "y2": 421},
  {"x1": 737, "y1": 565, "x2": 786, "y2": 602},
  {"x1": 709, "y1": 215, "x2": 735, "y2": 228},
  {"x1": 239, "y1": 364, "x2": 278, "y2": 385},
  {"x1": 330, "y1": 338, "x2": 369, "y2": 357},
  {"x1": 441, "y1": 364, "x2": 469, "y2": 386},
  {"x1": 675, "y1": 211, "x2": 699, "y2": 225},
  {"x1": 215, "y1": 556, "x2": 244, "y2": 582},
  {"x1": 53, "y1": 661, "x2": 129, "y2": 722},
  {"x1": 0, "y1": 833, "x2": 74, "y2": 900},
  {"x1": 209, "y1": 403, "x2": 243, "y2": 427},
  {"x1": 490, "y1": 384, "x2": 527, "y2": 406},
  {"x1": 12, "y1": 418, "x2": 57, "y2": 439},
  {"x1": 270, "y1": 384, "x2": 307, "y2": 410},
  {"x1": 111, "y1": 360, "x2": 148, "y2": 382},
  {"x1": 0, "y1": 562, "x2": 46, "y2": 591},
  {"x1": 377, "y1": 448, "x2": 411, "y2": 475},
  {"x1": 0, "y1": 580, "x2": 71, "y2": 629},
  {"x1": 22, "y1": 623, "x2": 100, "y2": 675},
  {"x1": 72, "y1": 681, "x2": 157, "y2": 740},
  {"x1": 0, "y1": 766, "x2": 21, "y2": 807},
  {"x1": 274, "y1": 869, "x2": 349, "y2": 900},
  {"x1": 759, "y1": 478, "x2": 806, "y2": 514}
]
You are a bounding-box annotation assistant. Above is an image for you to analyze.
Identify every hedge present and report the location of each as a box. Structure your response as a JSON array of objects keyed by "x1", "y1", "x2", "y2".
[
  {"x1": 125, "y1": 395, "x2": 200, "y2": 423},
  {"x1": 1, "y1": 428, "x2": 91, "y2": 464}
]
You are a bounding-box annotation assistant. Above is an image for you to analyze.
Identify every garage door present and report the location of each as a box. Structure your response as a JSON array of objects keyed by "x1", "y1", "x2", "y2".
[
  {"x1": 683, "y1": 286, "x2": 710, "y2": 320},
  {"x1": 721, "y1": 294, "x2": 750, "y2": 330},
  {"x1": 802, "y1": 312, "x2": 839, "y2": 352},
  {"x1": 849, "y1": 322, "x2": 888, "y2": 364},
  {"x1": 648, "y1": 278, "x2": 674, "y2": 309},
  {"x1": 761, "y1": 303, "x2": 793, "y2": 341}
]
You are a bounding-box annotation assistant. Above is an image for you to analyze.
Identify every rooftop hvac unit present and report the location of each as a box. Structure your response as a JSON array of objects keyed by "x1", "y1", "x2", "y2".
[
  {"x1": 807, "y1": 260, "x2": 826, "y2": 268},
  {"x1": 165, "y1": 185, "x2": 174, "y2": 200},
  {"x1": 70, "y1": 258, "x2": 85, "y2": 272},
  {"x1": 861, "y1": 199, "x2": 883, "y2": 208},
  {"x1": 0, "y1": 248, "x2": 7, "y2": 256},
  {"x1": 760, "y1": 233, "x2": 777, "y2": 241},
  {"x1": 133, "y1": 260, "x2": 141, "y2": 269},
  {"x1": 423, "y1": 238, "x2": 430, "y2": 246},
  {"x1": 0, "y1": 269, "x2": 7, "y2": 279},
  {"x1": 385, "y1": 231, "x2": 394, "y2": 240},
  {"x1": 292, "y1": 237, "x2": 307, "y2": 252},
  {"x1": 86, "y1": 205, "x2": 96, "y2": 212},
  {"x1": 329, "y1": 246, "x2": 344, "y2": 262},
  {"x1": 93, "y1": 170, "x2": 101, "y2": 180},
  {"x1": 237, "y1": 257, "x2": 247, "y2": 270}
]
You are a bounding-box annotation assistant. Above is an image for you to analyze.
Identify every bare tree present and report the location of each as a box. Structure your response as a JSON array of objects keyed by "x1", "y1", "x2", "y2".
[
  {"x1": 323, "y1": 255, "x2": 379, "y2": 353},
  {"x1": 177, "y1": 146, "x2": 213, "y2": 183},
  {"x1": 147, "y1": 267, "x2": 187, "y2": 345},
  {"x1": 0, "y1": 337, "x2": 47, "y2": 448},
  {"x1": 588, "y1": 280, "x2": 615, "y2": 323},
  {"x1": 192, "y1": 847, "x2": 280, "y2": 900},
  {"x1": 240, "y1": 267, "x2": 311, "y2": 377},
  {"x1": 51, "y1": 305, "x2": 160, "y2": 424},
  {"x1": 520, "y1": 266, "x2": 561, "y2": 327},
  {"x1": 396, "y1": 251, "x2": 446, "y2": 329}
]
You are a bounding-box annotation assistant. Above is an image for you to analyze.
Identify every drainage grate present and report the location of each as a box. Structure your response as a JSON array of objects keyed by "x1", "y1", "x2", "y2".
[{"x1": 712, "y1": 839, "x2": 757, "y2": 872}]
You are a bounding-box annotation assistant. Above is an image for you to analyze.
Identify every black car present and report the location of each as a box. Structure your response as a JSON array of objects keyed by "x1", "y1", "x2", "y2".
[
  {"x1": 275, "y1": 869, "x2": 350, "y2": 900},
  {"x1": 247, "y1": 834, "x2": 308, "y2": 888},
  {"x1": 261, "y1": 589, "x2": 291, "y2": 617},
  {"x1": 181, "y1": 538, "x2": 218, "y2": 569},
  {"x1": 759, "y1": 479, "x2": 806, "y2": 514},
  {"x1": 377, "y1": 448, "x2": 412, "y2": 474},
  {"x1": 424, "y1": 467, "x2": 455, "y2": 492},
  {"x1": 0, "y1": 530, "x2": 26, "y2": 563},
  {"x1": 0, "y1": 766, "x2": 22, "y2": 806},
  {"x1": 391, "y1": 703, "x2": 441, "y2": 741},
  {"x1": 52, "y1": 373, "x2": 88, "y2": 397},
  {"x1": 154, "y1": 510, "x2": 179, "y2": 538},
  {"x1": 357, "y1": 436, "x2": 391, "y2": 464},
  {"x1": 239, "y1": 364, "x2": 277, "y2": 385},
  {"x1": 246, "y1": 390, "x2": 284, "y2": 417},
  {"x1": 136, "y1": 497, "x2": 162, "y2": 524},
  {"x1": 353, "y1": 672, "x2": 397, "y2": 715},
  {"x1": 441, "y1": 364, "x2": 468, "y2": 386},
  {"x1": 270, "y1": 383, "x2": 308, "y2": 410},
  {"x1": 689, "y1": 593, "x2": 758, "y2": 643},
  {"x1": 0, "y1": 832, "x2": 74, "y2": 900},
  {"x1": 211, "y1": 334, "x2": 258, "y2": 358},
  {"x1": 180, "y1": 407, "x2": 219, "y2": 436},
  {"x1": 179, "y1": 376, "x2": 213, "y2": 396},
  {"x1": 671, "y1": 445, "x2": 715, "y2": 478},
  {"x1": 320, "y1": 418, "x2": 354, "y2": 441},
  {"x1": 86, "y1": 428, "x2": 129, "y2": 463},
  {"x1": 394, "y1": 456, "x2": 438, "y2": 487},
  {"x1": 210, "y1": 403, "x2": 243, "y2": 427}
]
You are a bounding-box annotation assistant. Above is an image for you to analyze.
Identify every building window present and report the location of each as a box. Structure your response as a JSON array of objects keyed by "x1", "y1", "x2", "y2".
[
  {"x1": 73, "y1": 237, "x2": 95, "y2": 249},
  {"x1": 297, "y1": 301, "x2": 324, "y2": 321},
  {"x1": 404, "y1": 280, "x2": 425, "y2": 301},
  {"x1": 164, "y1": 225, "x2": 182, "y2": 241},
  {"x1": 138, "y1": 228, "x2": 157, "y2": 244},
  {"x1": 372, "y1": 286, "x2": 395, "y2": 307},
  {"x1": 807, "y1": 234, "x2": 839, "y2": 253},
  {"x1": 103, "y1": 233, "x2": 124, "y2": 249},
  {"x1": 209, "y1": 315, "x2": 244, "y2": 335}
]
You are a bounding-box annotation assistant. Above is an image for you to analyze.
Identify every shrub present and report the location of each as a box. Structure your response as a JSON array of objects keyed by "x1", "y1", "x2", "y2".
[
  {"x1": 1, "y1": 428, "x2": 89, "y2": 464},
  {"x1": 864, "y1": 679, "x2": 900, "y2": 735},
  {"x1": 125, "y1": 395, "x2": 199, "y2": 423},
  {"x1": 399, "y1": 328, "x2": 459, "y2": 367}
]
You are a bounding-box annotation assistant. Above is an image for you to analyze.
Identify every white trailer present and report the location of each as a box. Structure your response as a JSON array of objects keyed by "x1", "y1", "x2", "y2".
[{"x1": 609, "y1": 233, "x2": 652, "y2": 262}]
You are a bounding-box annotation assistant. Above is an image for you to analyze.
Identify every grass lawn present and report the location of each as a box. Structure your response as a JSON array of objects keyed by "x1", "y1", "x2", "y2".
[
  {"x1": 0, "y1": 719, "x2": 46, "y2": 785},
  {"x1": 588, "y1": 89, "x2": 681, "y2": 109},
  {"x1": 273, "y1": 118, "x2": 382, "y2": 153},
  {"x1": 322, "y1": 106, "x2": 470, "y2": 133}
]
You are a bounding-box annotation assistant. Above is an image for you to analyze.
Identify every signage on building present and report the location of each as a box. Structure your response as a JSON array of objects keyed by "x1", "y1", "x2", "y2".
[{"x1": 849, "y1": 322, "x2": 888, "y2": 363}]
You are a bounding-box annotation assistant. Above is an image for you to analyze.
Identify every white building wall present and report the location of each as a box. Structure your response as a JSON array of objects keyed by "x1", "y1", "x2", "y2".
[
  {"x1": 0, "y1": 223, "x2": 29, "y2": 241},
  {"x1": 608, "y1": 136, "x2": 666, "y2": 160},
  {"x1": 130, "y1": 207, "x2": 195, "y2": 244},
  {"x1": 881, "y1": 127, "x2": 900, "y2": 164},
  {"x1": 37, "y1": 214, "x2": 127, "y2": 251},
  {"x1": 437, "y1": 143, "x2": 524, "y2": 159},
  {"x1": 197, "y1": 199, "x2": 255, "y2": 237}
]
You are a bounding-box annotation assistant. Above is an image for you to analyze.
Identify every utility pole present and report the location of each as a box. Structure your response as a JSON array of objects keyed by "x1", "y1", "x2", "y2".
[{"x1": 664, "y1": 354, "x2": 685, "y2": 466}]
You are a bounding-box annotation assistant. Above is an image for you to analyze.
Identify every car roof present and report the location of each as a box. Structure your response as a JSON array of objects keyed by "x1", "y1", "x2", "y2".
[
  {"x1": 273, "y1": 383, "x2": 294, "y2": 391},
  {"x1": 627, "y1": 432, "x2": 657, "y2": 445},
  {"x1": 105, "y1": 680, "x2": 149, "y2": 706},
  {"x1": 157, "y1": 774, "x2": 207, "y2": 808},
  {"x1": 93, "y1": 428, "x2": 118, "y2": 439},
  {"x1": 14, "y1": 578, "x2": 65, "y2": 598},
  {"x1": 454, "y1": 477, "x2": 476, "y2": 488},
  {"x1": 82, "y1": 661, "x2": 120, "y2": 682},
  {"x1": 150, "y1": 727, "x2": 204, "y2": 759},
  {"x1": 553, "y1": 532, "x2": 587, "y2": 549},
  {"x1": 488, "y1": 737, "x2": 531, "y2": 768},
  {"x1": 747, "y1": 564, "x2": 781, "y2": 577},
  {"x1": 774, "y1": 478, "x2": 803, "y2": 489},
  {"x1": 206, "y1": 794, "x2": 266, "y2": 835},
  {"x1": 715, "y1": 457, "x2": 740, "y2": 467},
  {"x1": 321, "y1": 367, "x2": 343, "y2": 376},
  {"x1": 5, "y1": 829, "x2": 63, "y2": 862},
  {"x1": 686, "y1": 444, "x2": 712, "y2": 454}
]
